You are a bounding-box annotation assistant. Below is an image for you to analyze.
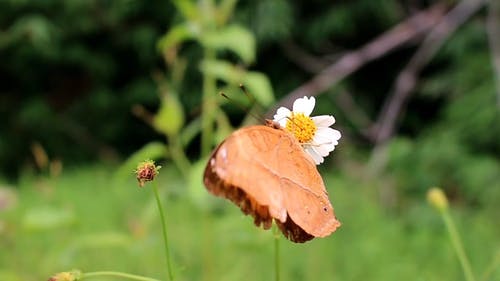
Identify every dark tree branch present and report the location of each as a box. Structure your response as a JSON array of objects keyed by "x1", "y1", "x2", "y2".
[
  {"x1": 281, "y1": 41, "x2": 335, "y2": 73},
  {"x1": 371, "y1": 0, "x2": 487, "y2": 145},
  {"x1": 267, "y1": 4, "x2": 446, "y2": 118}
]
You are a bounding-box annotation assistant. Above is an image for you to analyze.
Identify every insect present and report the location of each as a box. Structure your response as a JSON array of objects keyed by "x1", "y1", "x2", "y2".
[{"x1": 203, "y1": 120, "x2": 340, "y2": 243}]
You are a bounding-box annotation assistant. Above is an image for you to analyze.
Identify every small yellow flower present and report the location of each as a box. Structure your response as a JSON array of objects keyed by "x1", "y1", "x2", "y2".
[
  {"x1": 427, "y1": 187, "x2": 449, "y2": 212},
  {"x1": 135, "y1": 159, "x2": 161, "y2": 187},
  {"x1": 273, "y1": 96, "x2": 341, "y2": 165},
  {"x1": 48, "y1": 270, "x2": 82, "y2": 281}
]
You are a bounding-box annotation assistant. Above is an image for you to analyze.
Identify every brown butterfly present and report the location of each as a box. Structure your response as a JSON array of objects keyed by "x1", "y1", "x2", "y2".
[{"x1": 203, "y1": 119, "x2": 340, "y2": 243}]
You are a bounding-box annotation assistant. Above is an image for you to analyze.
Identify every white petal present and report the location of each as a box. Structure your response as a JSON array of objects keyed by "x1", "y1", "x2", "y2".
[
  {"x1": 292, "y1": 96, "x2": 315, "y2": 116},
  {"x1": 312, "y1": 115, "x2": 335, "y2": 127},
  {"x1": 312, "y1": 133, "x2": 336, "y2": 154},
  {"x1": 312, "y1": 143, "x2": 331, "y2": 157},
  {"x1": 305, "y1": 146, "x2": 324, "y2": 165},
  {"x1": 273, "y1": 107, "x2": 291, "y2": 128},
  {"x1": 312, "y1": 128, "x2": 341, "y2": 155},
  {"x1": 316, "y1": 127, "x2": 341, "y2": 142}
]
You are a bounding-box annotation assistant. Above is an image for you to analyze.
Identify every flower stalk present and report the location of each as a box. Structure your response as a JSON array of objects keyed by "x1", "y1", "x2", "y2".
[
  {"x1": 273, "y1": 226, "x2": 281, "y2": 281},
  {"x1": 152, "y1": 179, "x2": 174, "y2": 281},
  {"x1": 427, "y1": 187, "x2": 476, "y2": 281},
  {"x1": 201, "y1": 47, "x2": 217, "y2": 157},
  {"x1": 135, "y1": 160, "x2": 174, "y2": 281},
  {"x1": 82, "y1": 271, "x2": 161, "y2": 281}
]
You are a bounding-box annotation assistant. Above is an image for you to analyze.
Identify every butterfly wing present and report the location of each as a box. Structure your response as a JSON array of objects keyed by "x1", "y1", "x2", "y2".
[{"x1": 203, "y1": 125, "x2": 340, "y2": 242}]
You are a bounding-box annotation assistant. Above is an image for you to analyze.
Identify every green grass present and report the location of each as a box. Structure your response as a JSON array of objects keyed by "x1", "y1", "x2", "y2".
[{"x1": 0, "y1": 165, "x2": 498, "y2": 281}]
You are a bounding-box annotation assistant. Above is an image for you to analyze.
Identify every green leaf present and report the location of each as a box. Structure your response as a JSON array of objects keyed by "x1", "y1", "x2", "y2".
[
  {"x1": 202, "y1": 25, "x2": 256, "y2": 64},
  {"x1": 153, "y1": 93, "x2": 185, "y2": 136},
  {"x1": 200, "y1": 59, "x2": 242, "y2": 82},
  {"x1": 157, "y1": 23, "x2": 199, "y2": 52},
  {"x1": 217, "y1": 0, "x2": 238, "y2": 25},
  {"x1": 215, "y1": 111, "x2": 233, "y2": 145},
  {"x1": 243, "y1": 71, "x2": 275, "y2": 106},
  {"x1": 200, "y1": 60, "x2": 274, "y2": 106},
  {"x1": 171, "y1": 0, "x2": 200, "y2": 22},
  {"x1": 180, "y1": 117, "x2": 201, "y2": 147}
]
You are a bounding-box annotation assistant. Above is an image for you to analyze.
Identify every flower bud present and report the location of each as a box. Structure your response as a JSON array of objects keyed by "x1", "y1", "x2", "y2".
[
  {"x1": 48, "y1": 270, "x2": 82, "y2": 281},
  {"x1": 427, "y1": 187, "x2": 449, "y2": 212},
  {"x1": 135, "y1": 159, "x2": 161, "y2": 187}
]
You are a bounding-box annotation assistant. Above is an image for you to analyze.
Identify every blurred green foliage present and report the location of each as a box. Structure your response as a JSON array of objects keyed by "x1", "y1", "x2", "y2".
[
  {"x1": 0, "y1": 0, "x2": 499, "y2": 279},
  {"x1": 0, "y1": 166, "x2": 498, "y2": 281},
  {"x1": 0, "y1": 0, "x2": 173, "y2": 177},
  {"x1": 0, "y1": 0, "x2": 497, "y2": 206}
]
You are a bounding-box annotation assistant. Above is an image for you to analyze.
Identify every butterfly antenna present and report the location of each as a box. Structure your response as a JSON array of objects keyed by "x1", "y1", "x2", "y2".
[
  {"x1": 239, "y1": 84, "x2": 268, "y2": 115},
  {"x1": 239, "y1": 84, "x2": 255, "y2": 104},
  {"x1": 220, "y1": 92, "x2": 265, "y2": 124}
]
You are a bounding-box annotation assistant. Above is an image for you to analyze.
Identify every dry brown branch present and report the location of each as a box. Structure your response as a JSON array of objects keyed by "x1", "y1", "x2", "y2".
[
  {"x1": 371, "y1": 0, "x2": 487, "y2": 145},
  {"x1": 281, "y1": 41, "x2": 334, "y2": 73},
  {"x1": 266, "y1": 4, "x2": 446, "y2": 118},
  {"x1": 487, "y1": 0, "x2": 500, "y2": 108}
]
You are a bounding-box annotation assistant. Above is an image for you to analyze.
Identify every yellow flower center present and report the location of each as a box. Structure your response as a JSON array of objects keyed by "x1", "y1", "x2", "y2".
[{"x1": 285, "y1": 112, "x2": 317, "y2": 143}]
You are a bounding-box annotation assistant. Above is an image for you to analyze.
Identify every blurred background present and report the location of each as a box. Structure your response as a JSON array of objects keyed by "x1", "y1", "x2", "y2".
[{"x1": 0, "y1": 0, "x2": 499, "y2": 280}]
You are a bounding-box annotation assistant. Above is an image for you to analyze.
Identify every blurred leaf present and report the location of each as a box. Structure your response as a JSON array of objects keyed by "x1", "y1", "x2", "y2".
[
  {"x1": 243, "y1": 71, "x2": 275, "y2": 106},
  {"x1": 23, "y1": 206, "x2": 75, "y2": 231},
  {"x1": 114, "y1": 142, "x2": 167, "y2": 182},
  {"x1": 199, "y1": 60, "x2": 274, "y2": 105},
  {"x1": 251, "y1": 0, "x2": 292, "y2": 43},
  {"x1": 216, "y1": 0, "x2": 238, "y2": 25},
  {"x1": 157, "y1": 23, "x2": 199, "y2": 52},
  {"x1": 7, "y1": 14, "x2": 55, "y2": 49},
  {"x1": 202, "y1": 25, "x2": 256, "y2": 64},
  {"x1": 200, "y1": 59, "x2": 243, "y2": 82},
  {"x1": 171, "y1": 0, "x2": 200, "y2": 22},
  {"x1": 153, "y1": 93, "x2": 185, "y2": 136},
  {"x1": 214, "y1": 111, "x2": 233, "y2": 145},
  {"x1": 180, "y1": 117, "x2": 201, "y2": 148}
]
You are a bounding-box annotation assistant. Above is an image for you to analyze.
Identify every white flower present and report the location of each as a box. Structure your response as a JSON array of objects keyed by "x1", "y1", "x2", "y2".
[{"x1": 273, "y1": 96, "x2": 341, "y2": 165}]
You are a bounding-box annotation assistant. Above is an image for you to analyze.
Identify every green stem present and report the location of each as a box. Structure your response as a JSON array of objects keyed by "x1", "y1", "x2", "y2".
[
  {"x1": 153, "y1": 181, "x2": 175, "y2": 281},
  {"x1": 201, "y1": 47, "x2": 217, "y2": 156},
  {"x1": 273, "y1": 226, "x2": 281, "y2": 281},
  {"x1": 82, "y1": 271, "x2": 161, "y2": 281},
  {"x1": 441, "y1": 210, "x2": 476, "y2": 281},
  {"x1": 168, "y1": 135, "x2": 191, "y2": 179}
]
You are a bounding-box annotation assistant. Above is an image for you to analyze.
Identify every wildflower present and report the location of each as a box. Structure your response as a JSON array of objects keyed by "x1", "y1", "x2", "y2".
[
  {"x1": 273, "y1": 96, "x2": 341, "y2": 164},
  {"x1": 135, "y1": 159, "x2": 161, "y2": 187},
  {"x1": 427, "y1": 187, "x2": 449, "y2": 212},
  {"x1": 48, "y1": 270, "x2": 82, "y2": 281}
]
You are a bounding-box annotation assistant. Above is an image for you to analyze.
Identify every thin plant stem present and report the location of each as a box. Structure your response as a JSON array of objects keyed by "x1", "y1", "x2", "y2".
[
  {"x1": 153, "y1": 181, "x2": 174, "y2": 281},
  {"x1": 167, "y1": 135, "x2": 191, "y2": 179},
  {"x1": 201, "y1": 47, "x2": 217, "y2": 156},
  {"x1": 441, "y1": 210, "x2": 476, "y2": 281},
  {"x1": 273, "y1": 225, "x2": 281, "y2": 281},
  {"x1": 82, "y1": 271, "x2": 161, "y2": 281}
]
